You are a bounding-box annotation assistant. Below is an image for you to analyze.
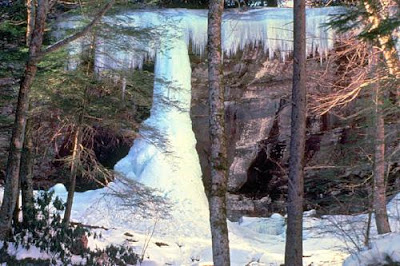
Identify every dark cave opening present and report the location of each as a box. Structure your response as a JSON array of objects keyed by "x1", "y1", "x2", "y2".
[{"x1": 238, "y1": 140, "x2": 287, "y2": 200}]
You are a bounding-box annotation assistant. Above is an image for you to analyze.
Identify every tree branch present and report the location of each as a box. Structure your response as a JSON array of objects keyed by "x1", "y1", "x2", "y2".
[{"x1": 38, "y1": 0, "x2": 115, "y2": 58}]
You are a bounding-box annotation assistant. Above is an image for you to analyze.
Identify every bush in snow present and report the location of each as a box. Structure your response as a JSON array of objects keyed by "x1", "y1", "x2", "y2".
[{"x1": 0, "y1": 191, "x2": 139, "y2": 265}]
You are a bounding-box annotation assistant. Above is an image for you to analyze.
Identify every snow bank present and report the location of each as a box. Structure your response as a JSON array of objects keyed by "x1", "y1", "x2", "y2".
[
  {"x1": 343, "y1": 233, "x2": 400, "y2": 266},
  {"x1": 4, "y1": 184, "x2": 400, "y2": 265}
]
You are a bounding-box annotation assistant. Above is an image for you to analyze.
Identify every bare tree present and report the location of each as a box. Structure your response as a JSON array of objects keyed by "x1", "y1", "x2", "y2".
[
  {"x1": 63, "y1": 113, "x2": 84, "y2": 225},
  {"x1": 372, "y1": 82, "x2": 391, "y2": 234},
  {"x1": 0, "y1": 0, "x2": 49, "y2": 240},
  {"x1": 284, "y1": 0, "x2": 306, "y2": 264},
  {"x1": 207, "y1": 0, "x2": 231, "y2": 264},
  {"x1": 0, "y1": 0, "x2": 115, "y2": 240}
]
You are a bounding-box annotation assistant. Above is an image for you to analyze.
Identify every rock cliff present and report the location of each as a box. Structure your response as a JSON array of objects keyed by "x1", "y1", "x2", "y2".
[{"x1": 190, "y1": 46, "x2": 400, "y2": 220}]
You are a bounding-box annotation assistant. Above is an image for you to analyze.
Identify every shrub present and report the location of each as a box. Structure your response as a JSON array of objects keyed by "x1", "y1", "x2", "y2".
[{"x1": 0, "y1": 191, "x2": 139, "y2": 265}]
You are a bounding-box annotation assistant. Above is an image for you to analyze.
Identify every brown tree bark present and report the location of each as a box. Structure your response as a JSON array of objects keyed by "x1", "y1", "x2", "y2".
[
  {"x1": 373, "y1": 84, "x2": 391, "y2": 234},
  {"x1": 363, "y1": 0, "x2": 396, "y2": 234},
  {"x1": 207, "y1": 0, "x2": 230, "y2": 265},
  {"x1": 0, "y1": 0, "x2": 48, "y2": 240},
  {"x1": 284, "y1": 0, "x2": 306, "y2": 264}
]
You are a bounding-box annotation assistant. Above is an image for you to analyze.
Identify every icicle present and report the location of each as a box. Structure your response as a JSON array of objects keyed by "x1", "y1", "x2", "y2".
[{"x1": 59, "y1": 7, "x2": 342, "y2": 70}]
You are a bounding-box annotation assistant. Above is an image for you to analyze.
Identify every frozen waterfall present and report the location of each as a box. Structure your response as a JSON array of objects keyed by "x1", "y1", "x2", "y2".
[
  {"x1": 60, "y1": 7, "x2": 342, "y2": 236},
  {"x1": 113, "y1": 7, "x2": 341, "y2": 222},
  {"x1": 113, "y1": 14, "x2": 211, "y2": 231}
]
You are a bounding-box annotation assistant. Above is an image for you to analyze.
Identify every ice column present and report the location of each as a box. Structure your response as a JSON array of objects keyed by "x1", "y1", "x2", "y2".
[{"x1": 114, "y1": 19, "x2": 210, "y2": 229}]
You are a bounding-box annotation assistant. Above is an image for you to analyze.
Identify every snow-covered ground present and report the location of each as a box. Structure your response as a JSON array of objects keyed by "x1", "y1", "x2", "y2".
[{"x1": 2, "y1": 186, "x2": 400, "y2": 265}]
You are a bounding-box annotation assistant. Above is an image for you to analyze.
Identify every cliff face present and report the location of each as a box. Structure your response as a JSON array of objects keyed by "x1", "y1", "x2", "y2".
[{"x1": 190, "y1": 47, "x2": 400, "y2": 220}]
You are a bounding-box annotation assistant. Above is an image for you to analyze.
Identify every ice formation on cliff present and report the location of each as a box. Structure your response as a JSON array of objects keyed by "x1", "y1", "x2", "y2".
[{"x1": 59, "y1": 7, "x2": 342, "y2": 236}]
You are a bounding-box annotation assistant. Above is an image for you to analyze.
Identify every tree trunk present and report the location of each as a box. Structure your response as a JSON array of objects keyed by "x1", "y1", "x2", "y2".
[
  {"x1": 373, "y1": 84, "x2": 391, "y2": 234},
  {"x1": 26, "y1": 0, "x2": 36, "y2": 46},
  {"x1": 20, "y1": 118, "x2": 34, "y2": 227},
  {"x1": 12, "y1": 185, "x2": 20, "y2": 226},
  {"x1": 207, "y1": 0, "x2": 230, "y2": 265},
  {"x1": 363, "y1": 0, "x2": 395, "y2": 235},
  {"x1": 0, "y1": 0, "x2": 48, "y2": 240},
  {"x1": 63, "y1": 117, "x2": 83, "y2": 225},
  {"x1": 284, "y1": 0, "x2": 306, "y2": 265}
]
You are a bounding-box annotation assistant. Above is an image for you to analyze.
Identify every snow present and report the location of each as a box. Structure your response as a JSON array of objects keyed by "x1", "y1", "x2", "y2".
[
  {"x1": 1, "y1": 184, "x2": 400, "y2": 265},
  {"x1": 343, "y1": 234, "x2": 400, "y2": 266},
  {"x1": 46, "y1": 182, "x2": 349, "y2": 265}
]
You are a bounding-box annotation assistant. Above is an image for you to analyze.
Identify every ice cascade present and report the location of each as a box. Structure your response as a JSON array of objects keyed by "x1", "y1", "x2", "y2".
[
  {"x1": 60, "y1": 8, "x2": 342, "y2": 236},
  {"x1": 113, "y1": 7, "x2": 341, "y2": 236}
]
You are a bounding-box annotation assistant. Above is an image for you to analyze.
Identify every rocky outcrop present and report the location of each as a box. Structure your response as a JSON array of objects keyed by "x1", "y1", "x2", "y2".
[{"x1": 190, "y1": 47, "x2": 400, "y2": 219}]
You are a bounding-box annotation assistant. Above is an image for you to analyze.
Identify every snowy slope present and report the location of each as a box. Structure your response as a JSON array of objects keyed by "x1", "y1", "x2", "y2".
[{"x1": 2, "y1": 186, "x2": 399, "y2": 265}]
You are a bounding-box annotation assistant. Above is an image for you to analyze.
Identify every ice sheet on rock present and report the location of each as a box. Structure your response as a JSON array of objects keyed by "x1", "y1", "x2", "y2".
[
  {"x1": 49, "y1": 183, "x2": 68, "y2": 195},
  {"x1": 54, "y1": 18, "x2": 88, "y2": 70},
  {"x1": 109, "y1": 7, "x2": 341, "y2": 238},
  {"x1": 220, "y1": 7, "x2": 340, "y2": 59}
]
